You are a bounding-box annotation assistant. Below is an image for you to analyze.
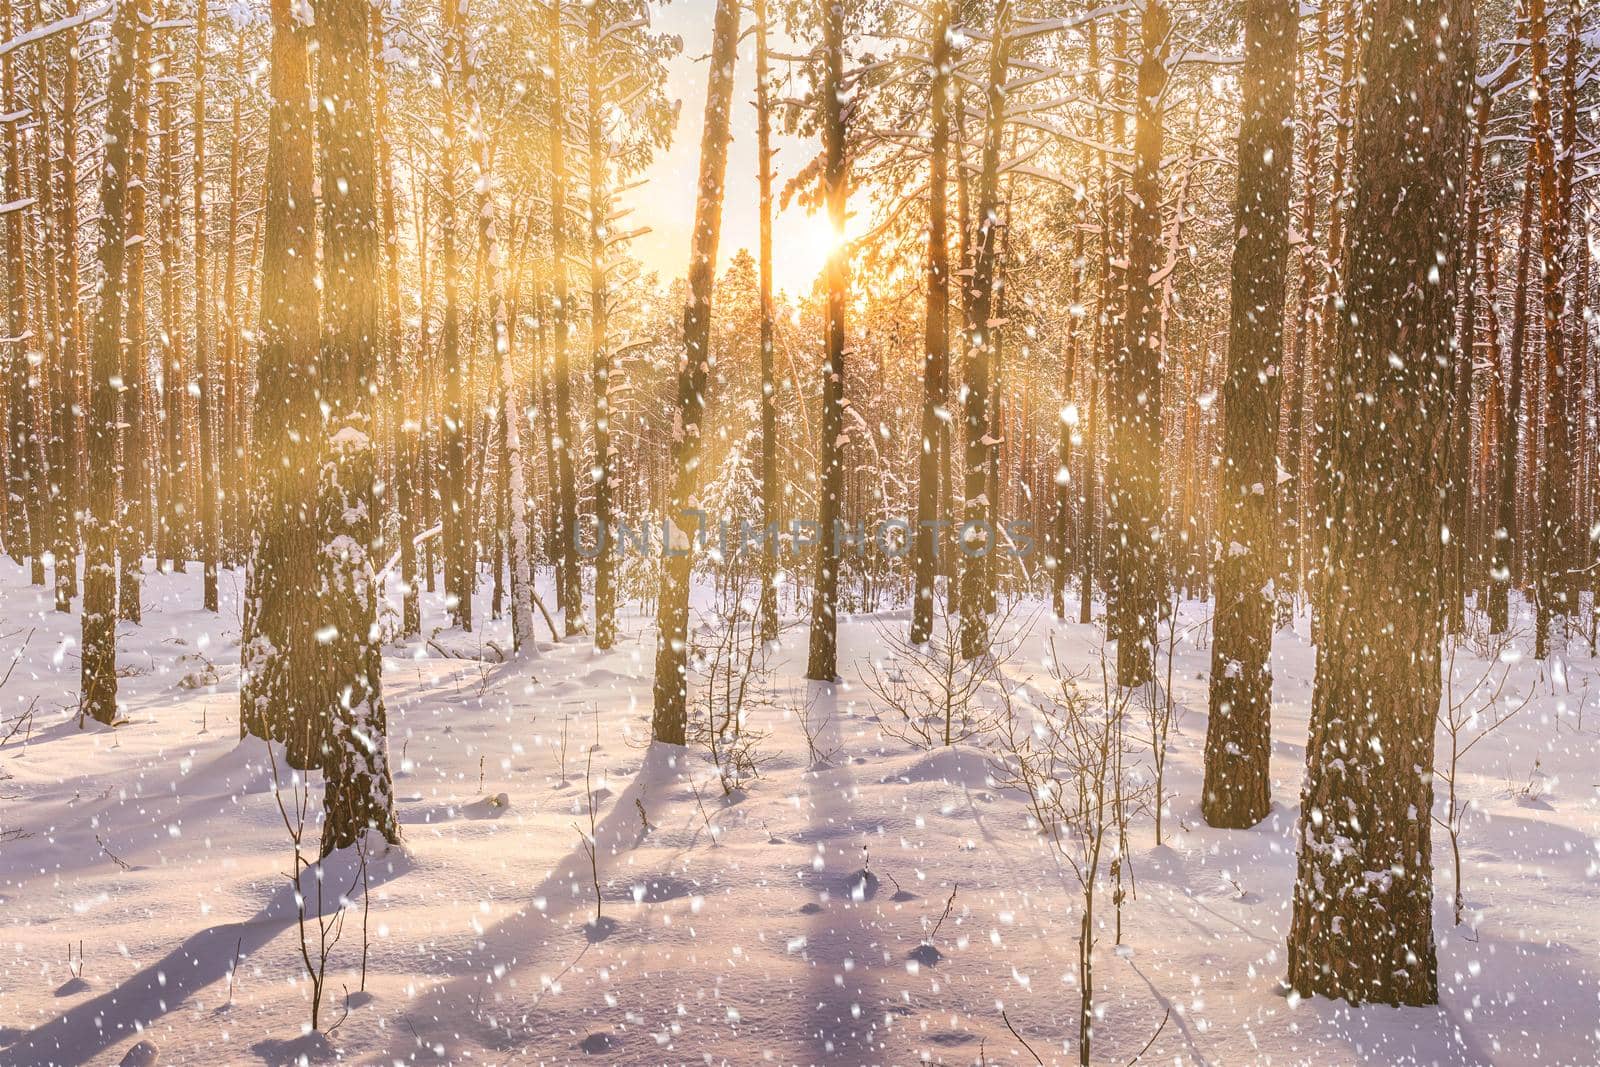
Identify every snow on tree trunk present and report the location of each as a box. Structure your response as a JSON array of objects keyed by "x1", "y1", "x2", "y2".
[{"x1": 317, "y1": 0, "x2": 399, "y2": 854}]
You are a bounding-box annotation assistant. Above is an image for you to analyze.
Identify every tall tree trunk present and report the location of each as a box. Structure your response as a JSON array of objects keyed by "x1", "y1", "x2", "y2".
[
  {"x1": 157, "y1": 14, "x2": 186, "y2": 573},
  {"x1": 1286, "y1": 0, "x2": 1475, "y2": 1005},
  {"x1": 221, "y1": 28, "x2": 244, "y2": 563},
  {"x1": 805, "y1": 0, "x2": 849, "y2": 681},
  {"x1": 466, "y1": 0, "x2": 535, "y2": 652},
  {"x1": 756, "y1": 0, "x2": 781, "y2": 643},
  {"x1": 118, "y1": 0, "x2": 153, "y2": 621},
  {"x1": 316, "y1": 0, "x2": 399, "y2": 854},
  {"x1": 1532, "y1": 0, "x2": 1576, "y2": 659},
  {"x1": 586, "y1": 1, "x2": 615, "y2": 649},
  {"x1": 956, "y1": 0, "x2": 1008, "y2": 661},
  {"x1": 547, "y1": 0, "x2": 582, "y2": 633},
  {"x1": 81, "y1": 0, "x2": 142, "y2": 725},
  {"x1": 1448, "y1": 90, "x2": 1490, "y2": 632},
  {"x1": 439, "y1": 0, "x2": 471, "y2": 631},
  {"x1": 2, "y1": 0, "x2": 48, "y2": 587},
  {"x1": 650, "y1": 0, "x2": 740, "y2": 741},
  {"x1": 1490, "y1": 150, "x2": 1539, "y2": 632},
  {"x1": 1106, "y1": 0, "x2": 1168, "y2": 686},
  {"x1": 240, "y1": 0, "x2": 325, "y2": 769},
  {"x1": 1203, "y1": 0, "x2": 1296, "y2": 830},
  {"x1": 54, "y1": 2, "x2": 83, "y2": 606},
  {"x1": 373, "y1": 8, "x2": 418, "y2": 638},
  {"x1": 195, "y1": 0, "x2": 218, "y2": 611}
]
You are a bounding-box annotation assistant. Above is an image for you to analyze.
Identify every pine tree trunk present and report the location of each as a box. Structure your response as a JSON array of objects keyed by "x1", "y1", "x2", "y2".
[
  {"x1": 195, "y1": 0, "x2": 218, "y2": 611},
  {"x1": 316, "y1": 0, "x2": 399, "y2": 854},
  {"x1": 439, "y1": 0, "x2": 471, "y2": 631},
  {"x1": 81, "y1": 0, "x2": 141, "y2": 726},
  {"x1": 2, "y1": 0, "x2": 47, "y2": 588},
  {"x1": 1490, "y1": 150, "x2": 1538, "y2": 632},
  {"x1": 805, "y1": 0, "x2": 849, "y2": 682},
  {"x1": 1203, "y1": 0, "x2": 1296, "y2": 830},
  {"x1": 54, "y1": 4, "x2": 83, "y2": 606},
  {"x1": 755, "y1": 0, "x2": 781, "y2": 644},
  {"x1": 240, "y1": 0, "x2": 326, "y2": 768},
  {"x1": 651, "y1": 0, "x2": 740, "y2": 741},
  {"x1": 1287, "y1": 0, "x2": 1475, "y2": 1005},
  {"x1": 1106, "y1": 0, "x2": 1168, "y2": 686},
  {"x1": 547, "y1": 0, "x2": 582, "y2": 634},
  {"x1": 956, "y1": 0, "x2": 1008, "y2": 661},
  {"x1": 585, "y1": 2, "x2": 615, "y2": 649},
  {"x1": 118, "y1": 0, "x2": 152, "y2": 621}
]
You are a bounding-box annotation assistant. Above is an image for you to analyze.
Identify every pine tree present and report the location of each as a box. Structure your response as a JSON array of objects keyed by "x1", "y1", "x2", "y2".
[
  {"x1": 804, "y1": 0, "x2": 850, "y2": 682},
  {"x1": 81, "y1": 0, "x2": 142, "y2": 726},
  {"x1": 1287, "y1": 0, "x2": 1475, "y2": 1005},
  {"x1": 240, "y1": 0, "x2": 325, "y2": 768},
  {"x1": 1203, "y1": 0, "x2": 1296, "y2": 830},
  {"x1": 651, "y1": 0, "x2": 740, "y2": 742},
  {"x1": 910, "y1": 0, "x2": 951, "y2": 647},
  {"x1": 316, "y1": 0, "x2": 399, "y2": 854},
  {"x1": 1104, "y1": 0, "x2": 1167, "y2": 686}
]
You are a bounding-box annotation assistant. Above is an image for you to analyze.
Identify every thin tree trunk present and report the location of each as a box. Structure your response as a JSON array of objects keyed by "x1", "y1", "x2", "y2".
[
  {"x1": 805, "y1": 0, "x2": 849, "y2": 681},
  {"x1": 756, "y1": 0, "x2": 781, "y2": 643},
  {"x1": 547, "y1": 0, "x2": 582, "y2": 633},
  {"x1": 195, "y1": 0, "x2": 217, "y2": 610},
  {"x1": 585, "y1": 1, "x2": 615, "y2": 649},
  {"x1": 651, "y1": 0, "x2": 740, "y2": 741},
  {"x1": 117, "y1": 0, "x2": 153, "y2": 621},
  {"x1": 956, "y1": 0, "x2": 1009, "y2": 661}
]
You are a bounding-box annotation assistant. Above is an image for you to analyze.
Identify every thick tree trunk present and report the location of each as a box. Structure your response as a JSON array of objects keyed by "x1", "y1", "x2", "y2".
[
  {"x1": 240, "y1": 0, "x2": 326, "y2": 768},
  {"x1": 651, "y1": 0, "x2": 739, "y2": 741},
  {"x1": 1203, "y1": 0, "x2": 1296, "y2": 830},
  {"x1": 316, "y1": 0, "x2": 399, "y2": 854},
  {"x1": 1287, "y1": 0, "x2": 1474, "y2": 1005}
]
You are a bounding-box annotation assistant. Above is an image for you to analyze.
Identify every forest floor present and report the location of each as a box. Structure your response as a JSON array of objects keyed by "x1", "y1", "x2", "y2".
[{"x1": 0, "y1": 559, "x2": 1597, "y2": 1066}]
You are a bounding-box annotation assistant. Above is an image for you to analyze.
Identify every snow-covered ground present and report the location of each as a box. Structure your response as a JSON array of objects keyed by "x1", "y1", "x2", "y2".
[{"x1": 1, "y1": 558, "x2": 1597, "y2": 1066}]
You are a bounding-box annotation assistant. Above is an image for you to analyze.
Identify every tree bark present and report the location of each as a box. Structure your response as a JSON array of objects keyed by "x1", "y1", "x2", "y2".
[
  {"x1": 240, "y1": 0, "x2": 326, "y2": 768},
  {"x1": 805, "y1": 0, "x2": 849, "y2": 681},
  {"x1": 651, "y1": 0, "x2": 740, "y2": 741},
  {"x1": 1105, "y1": 0, "x2": 1168, "y2": 686},
  {"x1": 1287, "y1": 0, "x2": 1475, "y2": 1005},
  {"x1": 81, "y1": 0, "x2": 141, "y2": 726},
  {"x1": 1203, "y1": 0, "x2": 1296, "y2": 830}
]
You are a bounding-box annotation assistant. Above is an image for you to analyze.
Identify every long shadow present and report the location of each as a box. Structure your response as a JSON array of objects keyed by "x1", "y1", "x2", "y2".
[
  {"x1": 795, "y1": 681, "x2": 905, "y2": 1063},
  {"x1": 394, "y1": 741, "x2": 691, "y2": 1059},
  {"x1": 2, "y1": 844, "x2": 409, "y2": 1066}
]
